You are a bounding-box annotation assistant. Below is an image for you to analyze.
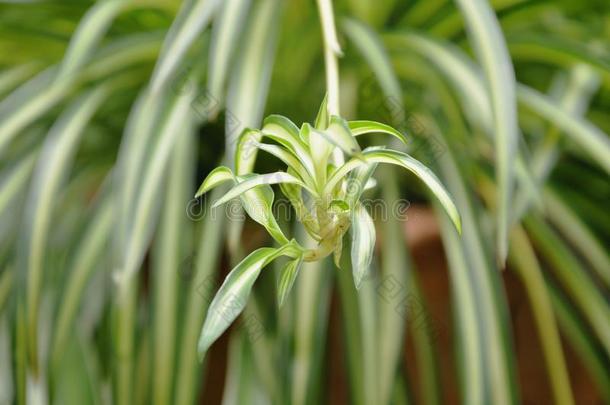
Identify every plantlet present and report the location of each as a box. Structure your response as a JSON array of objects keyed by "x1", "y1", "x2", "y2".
[{"x1": 195, "y1": 97, "x2": 461, "y2": 356}]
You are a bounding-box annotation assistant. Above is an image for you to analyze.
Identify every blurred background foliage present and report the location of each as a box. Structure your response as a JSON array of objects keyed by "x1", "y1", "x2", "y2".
[{"x1": 0, "y1": 0, "x2": 609, "y2": 404}]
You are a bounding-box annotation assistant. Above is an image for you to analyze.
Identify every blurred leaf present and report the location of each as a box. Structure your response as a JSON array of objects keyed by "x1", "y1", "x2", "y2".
[
  {"x1": 517, "y1": 84, "x2": 610, "y2": 174},
  {"x1": 454, "y1": 0, "x2": 519, "y2": 267},
  {"x1": 207, "y1": 0, "x2": 251, "y2": 116},
  {"x1": 509, "y1": 227, "x2": 574, "y2": 405},
  {"x1": 525, "y1": 215, "x2": 610, "y2": 358},
  {"x1": 150, "y1": 0, "x2": 221, "y2": 92},
  {"x1": 18, "y1": 85, "x2": 108, "y2": 371},
  {"x1": 57, "y1": 0, "x2": 125, "y2": 80}
]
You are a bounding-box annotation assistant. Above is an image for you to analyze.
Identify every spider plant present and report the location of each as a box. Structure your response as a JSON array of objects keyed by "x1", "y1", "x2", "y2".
[
  {"x1": 0, "y1": 0, "x2": 609, "y2": 404},
  {"x1": 194, "y1": 100, "x2": 461, "y2": 355}
]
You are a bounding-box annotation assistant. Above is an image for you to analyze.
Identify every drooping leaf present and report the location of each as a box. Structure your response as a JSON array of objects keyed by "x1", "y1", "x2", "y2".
[
  {"x1": 327, "y1": 148, "x2": 462, "y2": 233},
  {"x1": 348, "y1": 120, "x2": 408, "y2": 145},
  {"x1": 277, "y1": 256, "x2": 304, "y2": 307},
  {"x1": 195, "y1": 166, "x2": 235, "y2": 197},
  {"x1": 198, "y1": 244, "x2": 301, "y2": 357},
  {"x1": 237, "y1": 176, "x2": 290, "y2": 245},
  {"x1": 350, "y1": 203, "x2": 376, "y2": 290}
]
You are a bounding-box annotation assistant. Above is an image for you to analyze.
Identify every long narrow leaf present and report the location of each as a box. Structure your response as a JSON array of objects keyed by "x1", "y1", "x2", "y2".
[{"x1": 454, "y1": 0, "x2": 519, "y2": 266}]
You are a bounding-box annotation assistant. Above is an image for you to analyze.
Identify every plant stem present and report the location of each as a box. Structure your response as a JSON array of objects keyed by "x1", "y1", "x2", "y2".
[
  {"x1": 316, "y1": 0, "x2": 342, "y2": 116},
  {"x1": 316, "y1": 0, "x2": 344, "y2": 166}
]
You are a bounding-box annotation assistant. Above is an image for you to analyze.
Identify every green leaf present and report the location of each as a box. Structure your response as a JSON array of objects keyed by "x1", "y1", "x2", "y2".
[
  {"x1": 118, "y1": 82, "x2": 196, "y2": 278},
  {"x1": 263, "y1": 115, "x2": 305, "y2": 145},
  {"x1": 323, "y1": 116, "x2": 362, "y2": 156},
  {"x1": 345, "y1": 159, "x2": 379, "y2": 207},
  {"x1": 350, "y1": 203, "x2": 376, "y2": 290},
  {"x1": 384, "y1": 32, "x2": 542, "y2": 229},
  {"x1": 225, "y1": 0, "x2": 281, "y2": 169},
  {"x1": 58, "y1": 0, "x2": 125, "y2": 81},
  {"x1": 277, "y1": 256, "x2": 303, "y2": 307},
  {"x1": 0, "y1": 63, "x2": 37, "y2": 97},
  {"x1": 237, "y1": 176, "x2": 290, "y2": 245},
  {"x1": 250, "y1": 142, "x2": 315, "y2": 186},
  {"x1": 52, "y1": 197, "x2": 114, "y2": 363},
  {"x1": 195, "y1": 166, "x2": 234, "y2": 197},
  {"x1": 151, "y1": 132, "x2": 193, "y2": 405},
  {"x1": 304, "y1": 123, "x2": 334, "y2": 186},
  {"x1": 0, "y1": 150, "x2": 37, "y2": 217},
  {"x1": 207, "y1": 0, "x2": 252, "y2": 117},
  {"x1": 328, "y1": 149, "x2": 461, "y2": 233},
  {"x1": 348, "y1": 120, "x2": 408, "y2": 145},
  {"x1": 150, "y1": 0, "x2": 222, "y2": 92},
  {"x1": 509, "y1": 227, "x2": 574, "y2": 405},
  {"x1": 314, "y1": 93, "x2": 330, "y2": 129},
  {"x1": 543, "y1": 188, "x2": 610, "y2": 288},
  {"x1": 341, "y1": 17, "x2": 403, "y2": 118},
  {"x1": 517, "y1": 84, "x2": 610, "y2": 174},
  {"x1": 198, "y1": 244, "x2": 300, "y2": 357},
  {"x1": 261, "y1": 116, "x2": 316, "y2": 176},
  {"x1": 174, "y1": 186, "x2": 228, "y2": 405},
  {"x1": 454, "y1": 0, "x2": 519, "y2": 266},
  {"x1": 212, "y1": 172, "x2": 306, "y2": 208},
  {"x1": 329, "y1": 199, "x2": 350, "y2": 212},
  {"x1": 333, "y1": 237, "x2": 343, "y2": 268},
  {"x1": 0, "y1": 67, "x2": 70, "y2": 154},
  {"x1": 525, "y1": 216, "x2": 610, "y2": 358},
  {"x1": 17, "y1": 85, "x2": 108, "y2": 370}
]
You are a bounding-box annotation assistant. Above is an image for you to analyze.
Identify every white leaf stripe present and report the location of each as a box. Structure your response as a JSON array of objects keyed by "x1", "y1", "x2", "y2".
[
  {"x1": 348, "y1": 120, "x2": 408, "y2": 145},
  {"x1": 195, "y1": 166, "x2": 234, "y2": 197},
  {"x1": 212, "y1": 172, "x2": 307, "y2": 207},
  {"x1": 351, "y1": 203, "x2": 376, "y2": 290}
]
